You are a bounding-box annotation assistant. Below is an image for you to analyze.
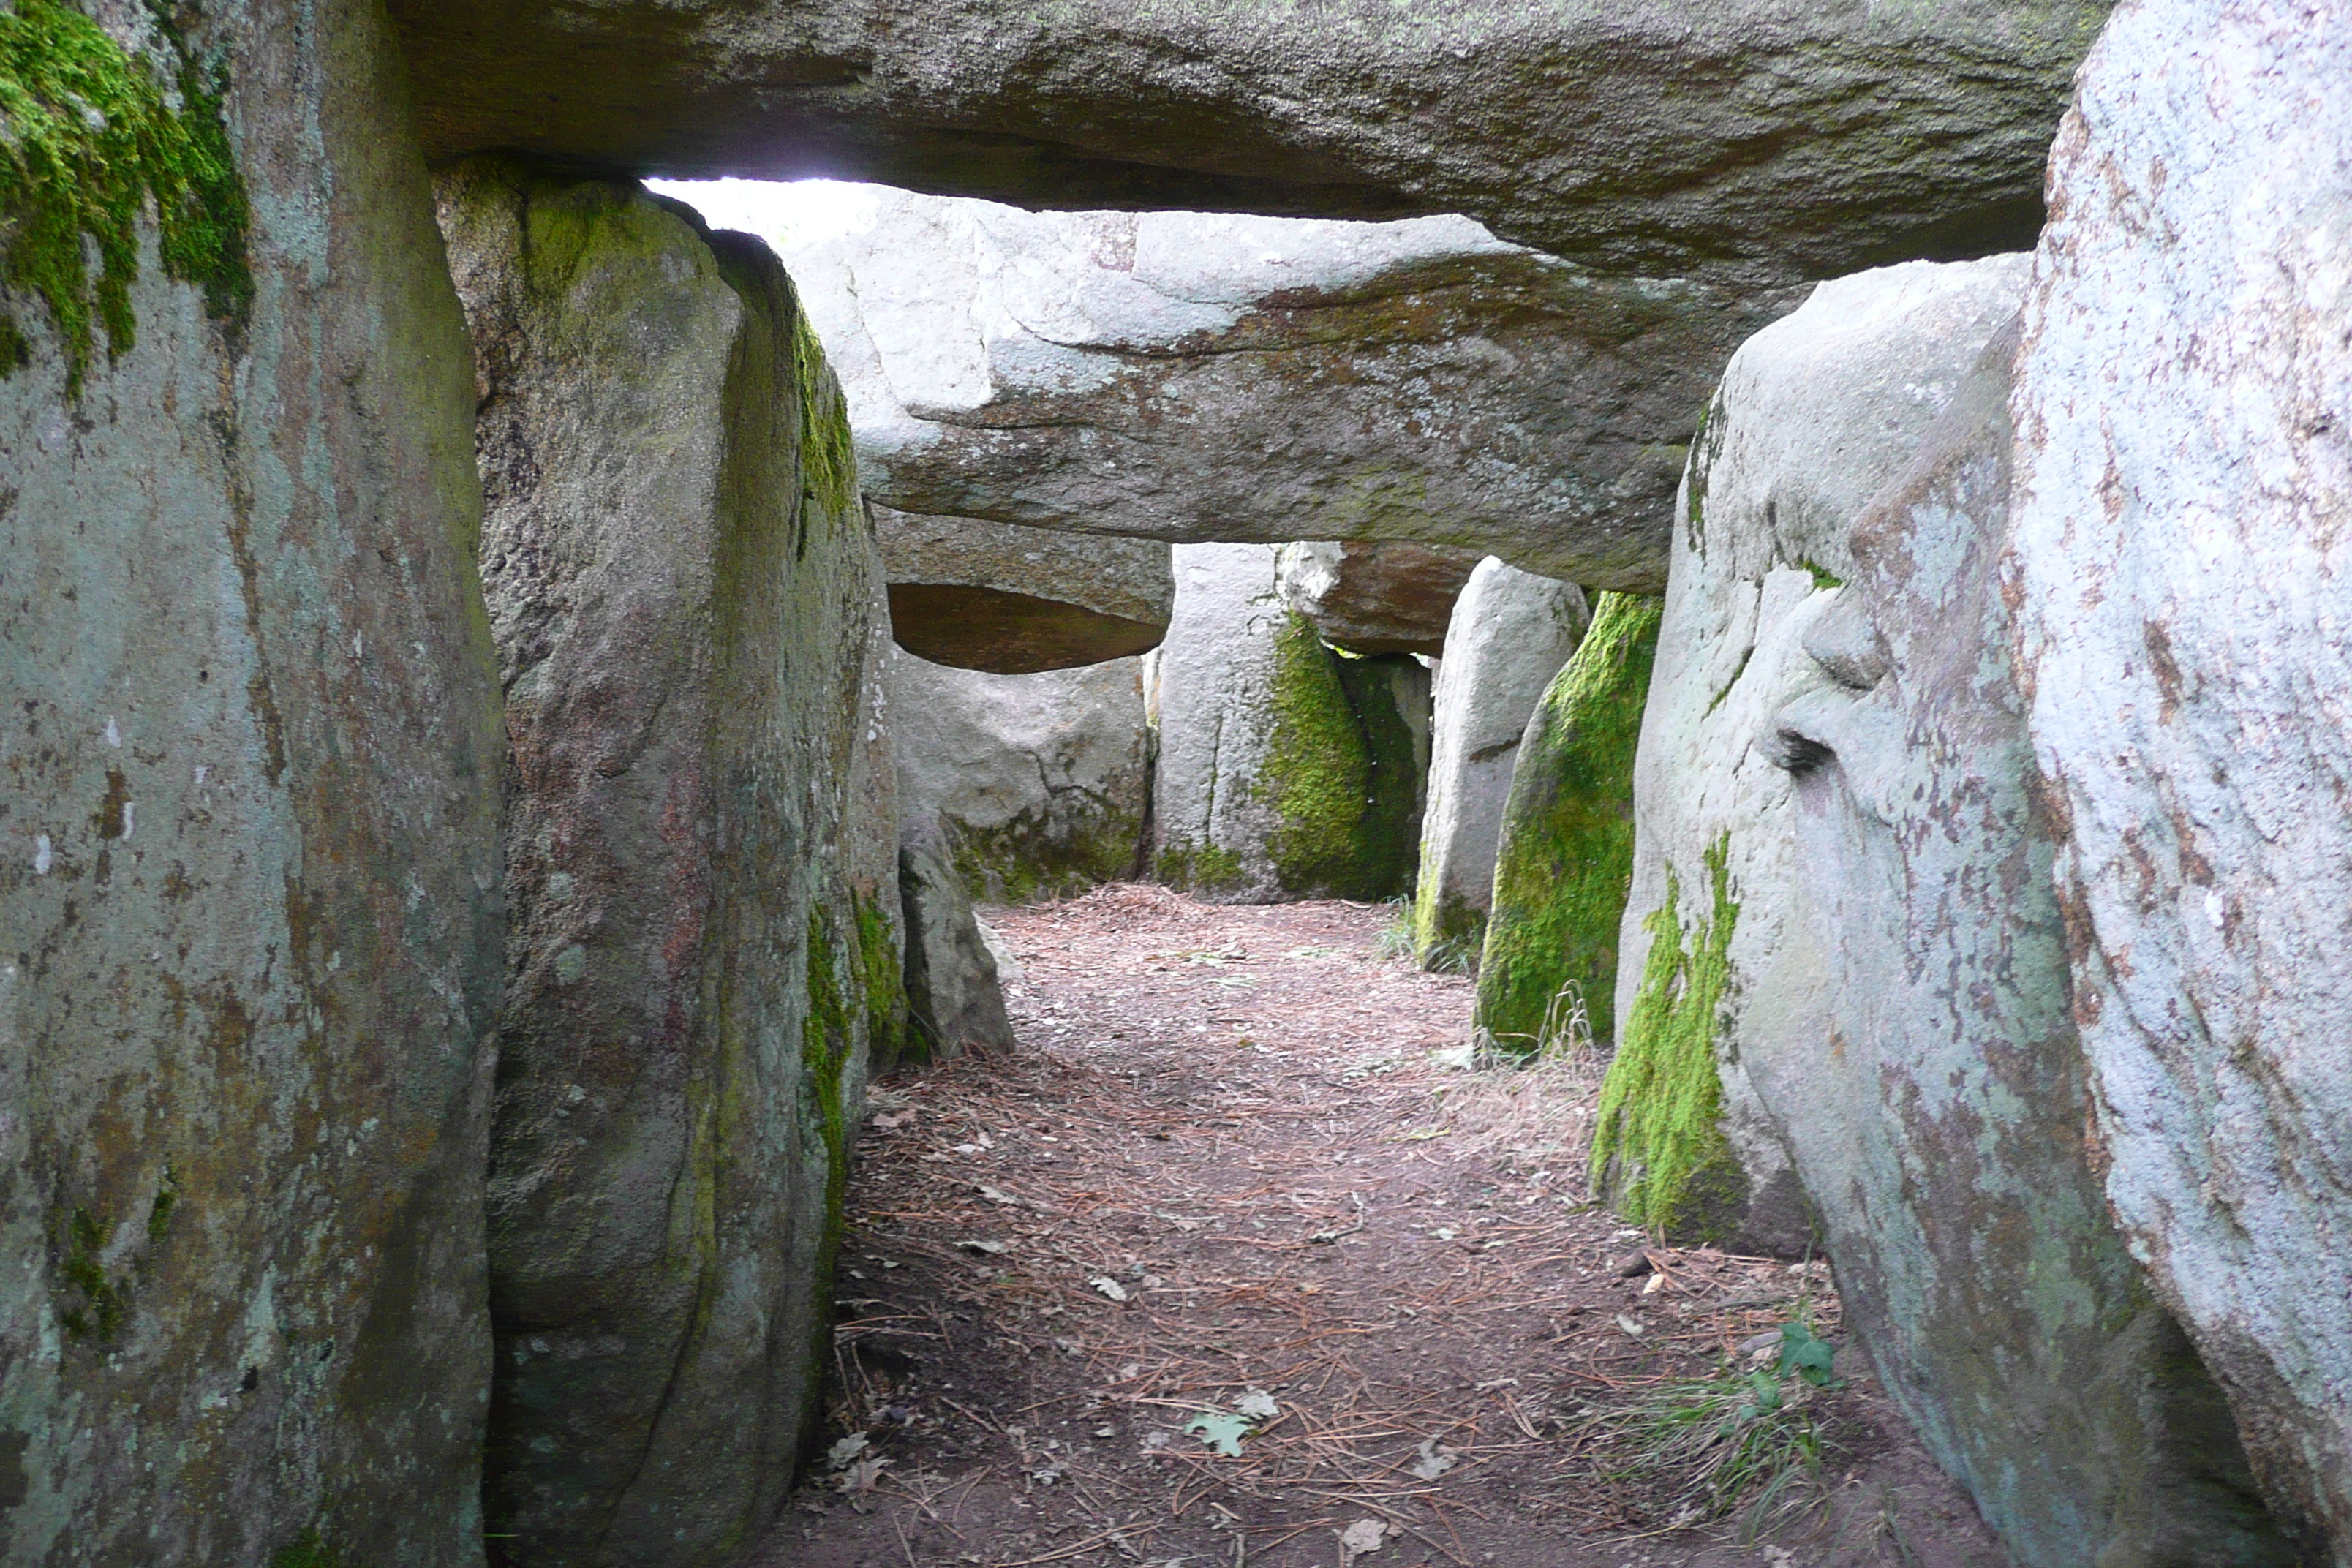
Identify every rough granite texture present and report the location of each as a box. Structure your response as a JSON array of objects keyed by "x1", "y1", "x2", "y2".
[
  {"x1": 2008, "y1": 1, "x2": 2352, "y2": 1554},
  {"x1": 1275, "y1": 540, "x2": 1485, "y2": 657},
  {"x1": 876, "y1": 504, "x2": 1172, "y2": 674},
  {"x1": 1152, "y1": 545, "x2": 1421, "y2": 902},
  {"x1": 437, "y1": 159, "x2": 898, "y2": 1568},
  {"x1": 0, "y1": 3, "x2": 502, "y2": 1564},
  {"x1": 390, "y1": 0, "x2": 2108, "y2": 282},
  {"x1": 897, "y1": 822, "x2": 1017, "y2": 1066},
  {"x1": 1411, "y1": 560, "x2": 1589, "y2": 968},
  {"x1": 889, "y1": 649, "x2": 1152, "y2": 905},
  {"x1": 767, "y1": 189, "x2": 1802, "y2": 587},
  {"x1": 1473, "y1": 592, "x2": 1659, "y2": 1056},
  {"x1": 1616, "y1": 256, "x2": 2031, "y2": 1251},
  {"x1": 1774, "y1": 326, "x2": 2296, "y2": 1568}
]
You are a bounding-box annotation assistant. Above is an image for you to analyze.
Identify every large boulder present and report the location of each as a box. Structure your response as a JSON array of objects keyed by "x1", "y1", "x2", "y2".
[
  {"x1": 391, "y1": 0, "x2": 2106, "y2": 280},
  {"x1": 1771, "y1": 329, "x2": 2296, "y2": 1566},
  {"x1": 0, "y1": 4, "x2": 502, "y2": 1563},
  {"x1": 1473, "y1": 592, "x2": 1659, "y2": 1054},
  {"x1": 764, "y1": 189, "x2": 1798, "y2": 588},
  {"x1": 1608, "y1": 255, "x2": 2032, "y2": 1251},
  {"x1": 889, "y1": 650, "x2": 1152, "y2": 903},
  {"x1": 437, "y1": 160, "x2": 901, "y2": 1567},
  {"x1": 1275, "y1": 541, "x2": 1485, "y2": 657},
  {"x1": 877, "y1": 505, "x2": 1172, "y2": 674},
  {"x1": 1602, "y1": 257, "x2": 2029, "y2": 1254},
  {"x1": 1411, "y1": 561, "x2": 1590, "y2": 967},
  {"x1": 1153, "y1": 544, "x2": 1424, "y2": 902},
  {"x1": 2008, "y1": 1, "x2": 2352, "y2": 1551}
]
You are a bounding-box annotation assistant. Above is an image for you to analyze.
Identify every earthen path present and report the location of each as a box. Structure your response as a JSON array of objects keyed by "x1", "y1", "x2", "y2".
[{"x1": 755, "y1": 886, "x2": 2003, "y2": 1568}]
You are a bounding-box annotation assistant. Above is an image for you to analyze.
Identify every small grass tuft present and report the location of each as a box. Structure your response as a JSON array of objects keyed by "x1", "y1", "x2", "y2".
[{"x1": 1575, "y1": 1319, "x2": 1844, "y2": 1542}]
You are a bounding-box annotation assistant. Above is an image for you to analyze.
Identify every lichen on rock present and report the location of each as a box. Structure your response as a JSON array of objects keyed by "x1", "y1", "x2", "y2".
[
  {"x1": 0, "y1": 0, "x2": 250, "y2": 388},
  {"x1": 1473, "y1": 591, "x2": 1662, "y2": 1050}
]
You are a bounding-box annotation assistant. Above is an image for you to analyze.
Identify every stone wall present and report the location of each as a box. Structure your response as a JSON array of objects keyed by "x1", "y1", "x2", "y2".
[
  {"x1": 1473, "y1": 593, "x2": 1659, "y2": 1056},
  {"x1": 1602, "y1": 257, "x2": 2029, "y2": 1250},
  {"x1": 0, "y1": 4, "x2": 503, "y2": 1563},
  {"x1": 437, "y1": 159, "x2": 900, "y2": 1567},
  {"x1": 2009, "y1": 0, "x2": 2352, "y2": 1550},
  {"x1": 1772, "y1": 324, "x2": 2294, "y2": 1568}
]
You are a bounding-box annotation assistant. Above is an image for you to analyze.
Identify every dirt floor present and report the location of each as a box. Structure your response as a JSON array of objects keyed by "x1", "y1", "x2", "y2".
[{"x1": 750, "y1": 886, "x2": 2008, "y2": 1568}]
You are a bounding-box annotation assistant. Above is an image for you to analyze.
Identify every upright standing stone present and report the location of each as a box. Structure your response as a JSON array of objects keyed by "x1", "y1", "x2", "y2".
[
  {"x1": 1474, "y1": 592, "x2": 1659, "y2": 1053},
  {"x1": 1411, "y1": 560, "x2": 1589, "y2": 967},
  {"x1": 0, "y1": 3, "x2": 502, "y2": 1563},
  {"x1": 2010, "y1": 1, "x2": 2352, "y2": 1551},
  {"x1": 437, "y1": 159, "x2": 901, "y2": 1567},
  {"x1": 1602, "y1": 257, "x2": 2029, "y2": 1250},
  {"x1": 1153, "y1": 545, "x2": 1422, "y2": 903},
  {"x1": 1771, "y1": 327, "x2": 2296, "y2": 1568}
]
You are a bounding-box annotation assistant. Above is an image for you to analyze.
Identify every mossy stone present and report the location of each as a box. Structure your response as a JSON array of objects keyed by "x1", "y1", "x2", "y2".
[
  {"x1": 1259, "y1": 614, "x2": 1420, "y2": 900},
  {"x1": 1474, "y1": 592, "x2": 1662, "y2": 1048},
  {"x1": 0, "y1": 0, "x2": 250, "y2": 390},
  {"x1": 1588, "y1": 834, "x2": 1748, "y2": 1240}
]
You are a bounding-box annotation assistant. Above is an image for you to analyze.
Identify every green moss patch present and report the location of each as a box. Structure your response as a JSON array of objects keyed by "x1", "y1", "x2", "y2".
[
  {"x1": 1589, "y1": 832, "x2": 1746, "y2": 1240},
  {"x1": 791, "y1": 304, "x2": 857, "y2": 521},
  {"x1": 0, "y1": 0, "x2": 252, "y2": 391},
  {"x1": 1474, "y1": 592, "x2": 1662, "y2": 1050},
  {"x1": 951, "y1": 804, "x2": 1145, "y2": 907},
  {"x1": 1153, "y1": 837, "x2": 1248, "y2": 895},
  {"x1": 58, "y1": 1205, "x2": 127, "y2": 1342},
  {"x1": 1259, "y1": 616, "x2": 1417, "y2": 900}
]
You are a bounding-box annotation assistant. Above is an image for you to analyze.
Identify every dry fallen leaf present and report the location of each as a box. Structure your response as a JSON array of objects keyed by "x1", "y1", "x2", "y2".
[
  {"x1": 1090, "y1": 1275, "x2": 1130, "y2": 1303},
  {"x1": 1409, "y1": 1436, "x2": 1457, "y2": 1481}
]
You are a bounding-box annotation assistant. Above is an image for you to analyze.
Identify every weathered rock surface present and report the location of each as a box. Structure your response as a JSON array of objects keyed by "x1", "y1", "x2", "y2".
[
  {"x1": 1411, "y1": 561, "x2": 1590, "y2": 966},
  {"x1": 1153, "y1": 545, "x2": 1422, "y2": 902},
  {"x1": 769, "y1": 189, "x2": 1801, "y2": 587},
  {"x1": 1774, "y1": 328, "x2": 2296, "y2": 1567},
  {"x1": 2008, "y1": 2, "x2": 2352, "y2": 1552},
  {"x1": 1474, "y1": 592, "x2": 1658, "y2": 1052},
  {"x1": 437, "y1": 159, "x2": 900, "y2": 1567},
  {"x1": 898, "y1": 823, "x2": 1017, "y2": 1065},
  {"x1": 877, "y1": 505, "x2": 1172, "y2": 674},
  {"x1": 889, "y1": 650, "x2": 1152, "y2": 904},
  {"x1": 392, "y1": 0, "x2": 2106, "y2": 281},
  {"x1": 1604, "y1": 256, "x2": 2029, "y2": 1255},
  {"x1": 0, "y1": 5, "x2": 502, "y2": 1563},
  {"x1": 1275, "y1": 541, "x2": 1484, "y2": 657}
]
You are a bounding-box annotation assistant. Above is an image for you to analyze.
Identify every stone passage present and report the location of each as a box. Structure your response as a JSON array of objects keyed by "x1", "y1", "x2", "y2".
[{"x1": 437, "y1": 160, "x2": 901, "y2": 1567}]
